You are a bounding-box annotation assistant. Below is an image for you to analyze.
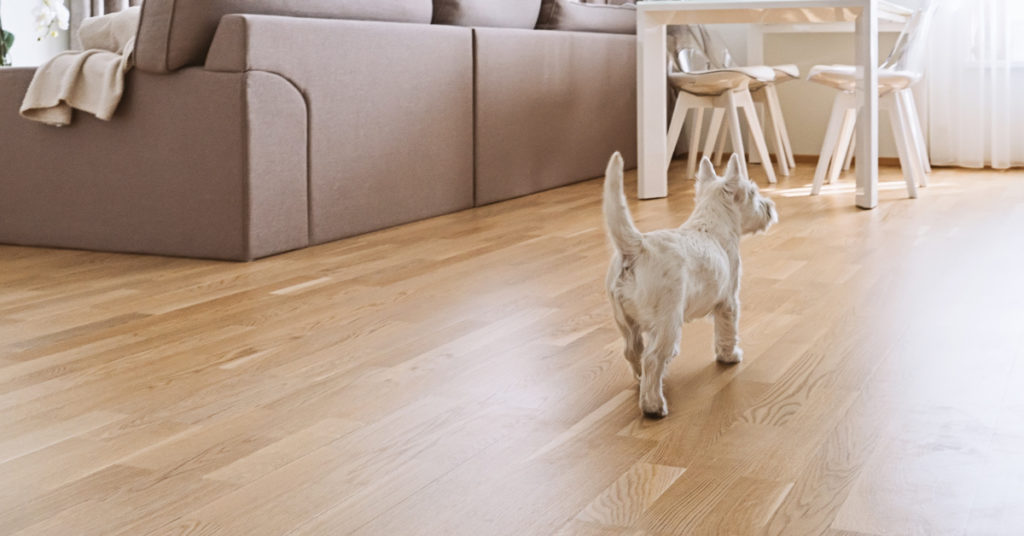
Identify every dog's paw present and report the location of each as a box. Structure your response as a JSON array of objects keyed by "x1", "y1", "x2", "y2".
[
  {"x1": 643, "y1": 408, "x2": 668, "y2": 419},
  {"x1": 716, "y1": 347, "x2": 743, "y2": 364},
  {"x1": 640, "y1": 395, "x2": 668, "y2": 419}
]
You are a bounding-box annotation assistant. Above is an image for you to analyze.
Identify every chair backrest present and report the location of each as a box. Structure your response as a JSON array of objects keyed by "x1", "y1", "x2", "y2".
[
  {"x1": 881, "y1": 2, "x2": 938, "y2": 74},
  {"x1": 666, "y1": 24, "x2": 734, "y2": 73},
  {"x1": 696, "y1": 25, "x2": 735, "y2": 69}
]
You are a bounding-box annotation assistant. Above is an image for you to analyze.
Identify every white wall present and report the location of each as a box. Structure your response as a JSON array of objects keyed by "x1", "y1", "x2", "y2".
[
  {"x1": 763, "y1": 30, "x2": 901, "y2": 158},
  {"x1": 1, "y1": 1, "x2": 69, "y2": 67}
]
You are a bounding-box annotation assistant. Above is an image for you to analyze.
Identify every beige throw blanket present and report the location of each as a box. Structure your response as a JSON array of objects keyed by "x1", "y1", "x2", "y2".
[{"x1": 20, "y1": 7, "x2": 141, "y2": 126}]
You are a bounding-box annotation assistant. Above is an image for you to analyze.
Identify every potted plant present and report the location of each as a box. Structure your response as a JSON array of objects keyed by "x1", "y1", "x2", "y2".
[
  {"x1": 34, "y1": 0, "x2": 69, "y2": 40},
  {"x1": 0, "y1": 2, "x2": 14, "y2": 67},
  {"x1": 0, "y1": 0, "x2": 69, "y2": 66}
]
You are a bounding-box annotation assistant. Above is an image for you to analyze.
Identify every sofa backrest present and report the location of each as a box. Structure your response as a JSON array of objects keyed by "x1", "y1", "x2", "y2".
[
  {"x1": 538, "y1": 0, "x2": 636, "y2": 34},
  {"x1": 432, "y1": 0, "x2": 635, "y2": 33},
  {"x1": 432, "y1": 0, "x2": 542, "y2": 29},
  {"x1": 135, "y1": 0, "x2": 433, "y2": 73}
]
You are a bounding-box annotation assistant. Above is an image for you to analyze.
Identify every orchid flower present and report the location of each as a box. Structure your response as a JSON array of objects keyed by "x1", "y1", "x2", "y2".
[{"x1": 33, "y1": 0, "x2": 69, "y2": 41}]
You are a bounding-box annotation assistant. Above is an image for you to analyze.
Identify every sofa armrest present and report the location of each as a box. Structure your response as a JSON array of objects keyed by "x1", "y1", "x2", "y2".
[
  {"x1": 203, "y1": 15, "x2": 475, "y2": 245},
  {"x1": 0, "y1": 67, "x2": 308, "y2": 260},
  {"x1": 204, "y1": 15, "x2": 250, "y2": 73}
]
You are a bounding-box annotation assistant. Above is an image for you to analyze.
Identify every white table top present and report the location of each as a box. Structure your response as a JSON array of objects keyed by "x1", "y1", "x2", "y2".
[{"x1": 637, "y1": 0, "x2": 913, "y2": 24}]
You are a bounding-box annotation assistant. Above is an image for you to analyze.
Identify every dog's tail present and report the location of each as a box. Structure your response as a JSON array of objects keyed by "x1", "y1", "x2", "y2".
[{"x1": 602, "y1": 152, "x2": 643, "y2": 257}]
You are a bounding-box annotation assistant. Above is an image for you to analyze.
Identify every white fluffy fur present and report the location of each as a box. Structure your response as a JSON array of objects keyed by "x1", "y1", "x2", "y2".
[{"x1": 603, "y1": 152, "x2": 777, "y2": 417}]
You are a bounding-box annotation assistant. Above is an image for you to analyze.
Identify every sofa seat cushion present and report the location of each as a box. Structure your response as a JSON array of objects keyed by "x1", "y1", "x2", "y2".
[
  {"x1": 433, "y1": 0, "x2": 542, "y2": 29},
  {"x1": 537, "y1": 0, "x2": 635, "y2": 34},
  {"x1": 136, "y1": 0, "x2": 433, "y2": 73}
]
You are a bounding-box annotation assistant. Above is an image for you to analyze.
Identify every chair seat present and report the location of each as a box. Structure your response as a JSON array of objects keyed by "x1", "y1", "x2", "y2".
[
  {"x1": 749, "y1": 64, "x2": 800, "y2": 91},
  {"x1": 807, "y1": 64, "x2": 921, "y2": 92},
  {"x1": 668, "y1": 65, "x2": 775, "y2": 96},
  {"x1": 772, "y1": 64, "x2": 800, "y2": 82}
]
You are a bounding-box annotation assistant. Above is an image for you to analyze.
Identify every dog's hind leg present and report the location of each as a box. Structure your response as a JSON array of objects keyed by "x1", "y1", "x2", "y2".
[
  {"x1": 639, "y1": 316, "x2": 681, "y2": 418},
  {"x1": 610, "y1": 300, "x2": 644, "y2": 380},
  {"x1": 713, "y1": 298, "x2": 743, "y2": 364}
]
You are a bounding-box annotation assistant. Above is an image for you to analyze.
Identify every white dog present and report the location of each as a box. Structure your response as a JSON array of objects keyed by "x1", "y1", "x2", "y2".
[{"x1": 603, "y1": 152, "x2": 777, "y2": 417}]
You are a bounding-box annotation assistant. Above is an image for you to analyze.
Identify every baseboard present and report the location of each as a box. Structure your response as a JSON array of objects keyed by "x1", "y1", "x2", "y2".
[{"x1": 792, "y1": 154, "x2": 902, "y2": 167}]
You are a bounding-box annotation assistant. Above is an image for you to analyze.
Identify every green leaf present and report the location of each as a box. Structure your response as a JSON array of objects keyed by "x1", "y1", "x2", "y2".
[{"x1": 1, "y1": 30, "x2": 12, "y2": 67}]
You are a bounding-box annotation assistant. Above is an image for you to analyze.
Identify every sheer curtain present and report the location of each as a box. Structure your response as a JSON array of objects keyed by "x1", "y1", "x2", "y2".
[{"x1": 926, "y1": 0, "x2": 1024, "y2": 169}]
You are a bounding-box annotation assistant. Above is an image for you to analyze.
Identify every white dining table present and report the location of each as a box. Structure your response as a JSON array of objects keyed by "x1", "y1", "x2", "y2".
[{"x1": 636, "y1": 0, "x2": 914, "y2": 209}]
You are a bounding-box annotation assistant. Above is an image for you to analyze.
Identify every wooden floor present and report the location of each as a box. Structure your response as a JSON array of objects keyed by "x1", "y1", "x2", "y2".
[{"x1": 2, "y1": 161, "x2": 1024, "y2": 535}]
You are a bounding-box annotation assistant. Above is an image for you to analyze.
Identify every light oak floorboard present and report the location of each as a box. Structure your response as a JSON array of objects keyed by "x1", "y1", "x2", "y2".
[{"x1": 1, "y1": 163, "x2": 1023, "y2": 534}]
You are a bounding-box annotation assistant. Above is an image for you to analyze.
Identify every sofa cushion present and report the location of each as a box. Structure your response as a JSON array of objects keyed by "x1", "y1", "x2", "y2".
[
  {"x1": 433, "y1": 0, "x2": 542, "y2": 29},
  {"x1": 537, "y1": 0, "x2": 635, "y2": 34},
  {"x1": 136, "y1": 0, "x2": 433, "y2": 73}
]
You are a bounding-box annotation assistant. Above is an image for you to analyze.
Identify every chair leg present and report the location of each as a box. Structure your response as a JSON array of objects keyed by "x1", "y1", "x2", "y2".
[
  {"x1": 766, "y1": 84, "x2": 796, "y2": 169},
  {"x1": 828, "y1": 108, "x2": 857, "y2": 185},
  {"x1": 666, "y1": 92, "x2": 689, "y2": 169},
  {"x1": 812, "y1": 93, "x2": 851, "y2": 195},
  {"x1": 687, "y1": 107, "x2": 706, "y2": 179},
  {"x1": 843, "y1": 136, "x2": 855, "y2": 171},
  {"x1": 747, "y1": 100, "x2": 763, "y2": 166},
  {"x1": 738, "y1": 90, "x2": 777, "y2": 184},
  {"x1": 702, "y1": 108, "x2": 724, "y2": 162},
  {"x1": 901, "y1": 89, "x2": 931, "y2": 182},
  {"x1": 724, "y1": 91, "x2": 747, "y2": 178},
  {"x1": 758, "y1": 89, "x2": 790, "y2": 177},
  {"x1": 714, "y1": 115, "x2": 729, "y2": 167},
  {"x1": 888, "y1": 93, "x2": 921, "y2": 199},
  {"x1": 765, "y1": 92, "x2": 786, "y2": 176}
]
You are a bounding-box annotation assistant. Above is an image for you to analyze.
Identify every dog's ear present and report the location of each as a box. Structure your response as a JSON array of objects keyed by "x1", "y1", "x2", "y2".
[
  {"x1": 696, "y1": 157, "x2": 717, "y2": 184},
  {"x1": 724, "y1": 153, "x2": 744, "y2": 193}
]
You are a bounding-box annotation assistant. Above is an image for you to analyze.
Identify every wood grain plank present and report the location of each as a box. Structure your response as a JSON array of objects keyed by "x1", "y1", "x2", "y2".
[
  {"x1": 203, "y1": 417, "x2": 363, "y2": 484},
  {"x1": 0, "y1": 165, "x2": 1020, "y2": 534},
  {"x1": 575, "y1": 462, "x2": 687, "y2": 527}
]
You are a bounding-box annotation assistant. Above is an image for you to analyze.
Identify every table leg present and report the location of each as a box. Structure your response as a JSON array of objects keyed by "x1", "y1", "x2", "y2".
[
  {"x1": 637, "y1": 12, "x2": 668, "y2": 199},
  {"x1": 855, "y1": 0, "x2": 879, "y2": 209}
]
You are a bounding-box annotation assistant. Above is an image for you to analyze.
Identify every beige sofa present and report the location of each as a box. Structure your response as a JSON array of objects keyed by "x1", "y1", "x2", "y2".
[{"x1": 0, "y1": 0, "x2": 638, "y2": 260}]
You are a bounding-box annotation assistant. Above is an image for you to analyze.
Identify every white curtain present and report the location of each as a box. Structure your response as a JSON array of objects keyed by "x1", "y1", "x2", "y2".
[{"x1": 926, "y1": 0, "x2": 1024, "y2": 169}]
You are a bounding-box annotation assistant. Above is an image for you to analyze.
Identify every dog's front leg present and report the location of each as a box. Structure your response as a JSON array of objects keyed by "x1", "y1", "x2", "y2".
[
  {"x1": 713, "y1": 298, "x2": 742, "y2": 364},
  {"x1": 639, "y1": 320, "x2": 680, "y2": 418}
]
